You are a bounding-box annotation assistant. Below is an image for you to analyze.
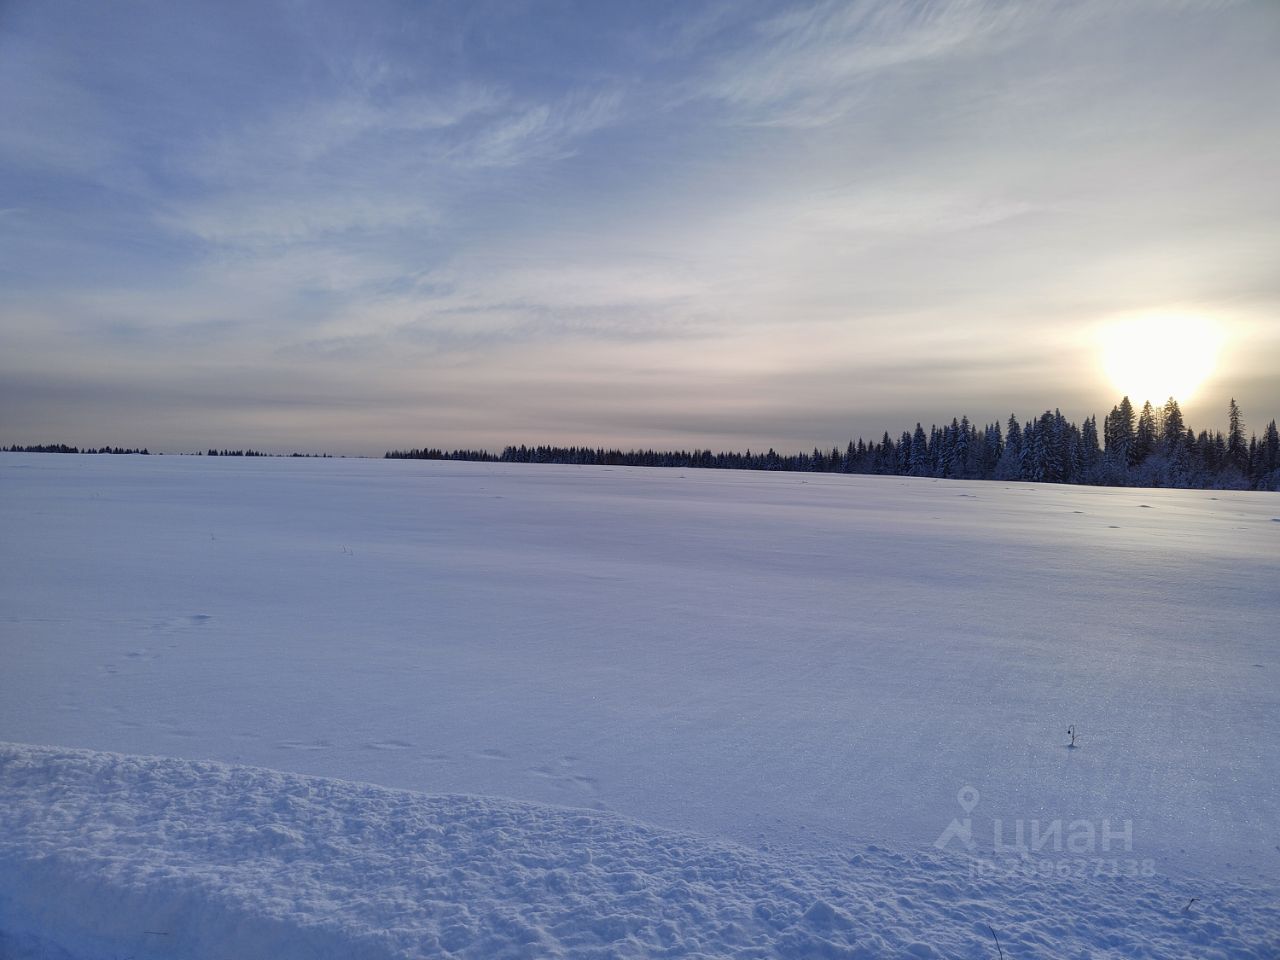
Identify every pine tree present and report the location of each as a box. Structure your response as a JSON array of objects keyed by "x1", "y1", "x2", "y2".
[
  {"x1": 909, "y1": 424, "x2": 929, "y2": 477},
  {"x1": 1261, "y1": 420, "x2": 1280, "y2": 490},
  {"x1": 1134, "y1": 401, "x2": 1157, "y2": 464},
  {"x1": 1022, "y1": 417, "x2": 1049, "y2": 482},
  {"x1": 1105, "y1": 396, "x2": 1136, "y2": 467},
  {"x1": 1228, "y1": 398, "x2": 1247, "y2": 471},
  {"x1": 1080, "y1": 415, "x2": 1101, "y2": 477},
  {"x1": 1161, "y1": 397, "x2": 1185, "y2": 450},
  {"x1": 994, "y1": 415, "x2": 1022, "y2": 480}
]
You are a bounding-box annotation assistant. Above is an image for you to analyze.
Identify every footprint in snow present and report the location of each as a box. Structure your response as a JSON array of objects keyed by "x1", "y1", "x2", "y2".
[
  {"x1": 570, "y1": 775, "x2": 600, "y2": 795},
  {"x1": 530, "y1": 768, "x2": 596, "y2": 788},
  {"x1": 144, "y1": 614, "x2": 212, "y2": 635},
  {"x1": 527, "y1": 758, "x2": 601, "y2": 797}
]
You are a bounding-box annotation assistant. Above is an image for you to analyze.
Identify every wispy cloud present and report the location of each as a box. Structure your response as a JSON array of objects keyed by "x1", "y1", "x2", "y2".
[
  {"x1": 181, "y1": 84, "x2": 507, "y2": 184},
  {"x1": 442, "y1": 89, "x2": 622, "y2": 168},
  {"x1": 152, "y1": 87, "x2": 626, "y2": 279},
  {"x1": 693, "y1": 0, "x2": 1030, "y2": 127}
]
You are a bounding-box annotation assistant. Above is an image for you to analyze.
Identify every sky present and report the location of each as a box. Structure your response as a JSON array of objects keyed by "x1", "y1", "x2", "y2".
[{"x1": 1, "y1": 0, "x2": 1277, "y2": 455}]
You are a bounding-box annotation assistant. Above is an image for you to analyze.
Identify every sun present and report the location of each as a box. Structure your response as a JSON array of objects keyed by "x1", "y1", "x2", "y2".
[{"x1": 1098, "y1": 314, "x2": 1222, "y2": 405}]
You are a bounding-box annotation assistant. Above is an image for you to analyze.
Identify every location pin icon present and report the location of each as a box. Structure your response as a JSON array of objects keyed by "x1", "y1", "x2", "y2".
[{"x1": 958, "y1": 786, "x2": 979, "y2": 813}]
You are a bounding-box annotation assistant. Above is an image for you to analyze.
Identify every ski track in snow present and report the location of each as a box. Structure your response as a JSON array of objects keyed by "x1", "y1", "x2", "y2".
[{"x1": 2, "y1": 742, "x2": 1277, "y2": 960}]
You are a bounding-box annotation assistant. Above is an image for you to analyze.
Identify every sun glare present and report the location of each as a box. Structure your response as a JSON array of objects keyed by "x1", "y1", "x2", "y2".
[{"x1": 1099, "y1": 315, "x2": 1221, "y2": 405}]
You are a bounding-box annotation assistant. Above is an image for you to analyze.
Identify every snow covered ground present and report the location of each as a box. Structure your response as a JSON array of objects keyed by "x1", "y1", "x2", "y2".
[
  {"x1": 2, "y1": 453, "x2": 1278, "y2": 956},
  {"x1": 3, "y1": 743, "x2": 1277, "y2": 960}
]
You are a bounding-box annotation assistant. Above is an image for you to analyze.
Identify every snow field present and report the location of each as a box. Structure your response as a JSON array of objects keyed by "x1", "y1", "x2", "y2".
[{"x1": 2, "y1": 452, "x2": 1278, "y2": 956}]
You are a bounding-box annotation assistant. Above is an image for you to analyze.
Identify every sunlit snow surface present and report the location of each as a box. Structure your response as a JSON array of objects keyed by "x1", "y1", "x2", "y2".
[{"x1": 2, "y1": 454, "x2": 1278, "y2": 955}]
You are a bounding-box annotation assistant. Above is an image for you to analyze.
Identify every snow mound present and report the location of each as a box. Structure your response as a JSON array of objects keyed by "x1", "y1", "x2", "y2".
[{"x1": 1, "y1": 742, "x2": 1276, "y2": 960}]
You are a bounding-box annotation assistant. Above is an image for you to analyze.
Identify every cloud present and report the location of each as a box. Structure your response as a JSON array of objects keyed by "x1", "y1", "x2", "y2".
[
  {"x1": 152, "y1": 84, "x2": 624, "y2": 276},
  {"x1": 692, "y1": 0, "x2": 1030, "y2": 127},
  {"x1": 180, "y1": 84, "x2": 507, "y2": 186},
  {"x1": 160, "y1": 194, "x2": 438, "y2": 248},
  {"x1": 0, "y1": 40, "x2": 132, "y2": 184},
  {"x1": 440, "y1": 89, "x2": 623, "y2": 168},
  {"x1": 1, "y1": 0, "x2": 1277, "y2": 454}
]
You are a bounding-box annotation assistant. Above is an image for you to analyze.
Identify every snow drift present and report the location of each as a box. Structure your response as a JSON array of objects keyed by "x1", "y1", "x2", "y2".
[{"x1": 2, "y1": 743, "x2": 1277, "y2": 960}]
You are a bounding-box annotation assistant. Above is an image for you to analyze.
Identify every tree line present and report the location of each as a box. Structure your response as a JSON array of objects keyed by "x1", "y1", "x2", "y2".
[
  {"x1": 387, "y1": 397, "x2": 1280, "y2": 491},
  {"x1": 4, "y1": 443, "x2": 151, "y2": 455},
  {"x1": 3, "y1": 445, "x2": 333, "y2": 458},
  {"x1": 204, "y1": 449, "x2": 332, "y2": 458}
]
